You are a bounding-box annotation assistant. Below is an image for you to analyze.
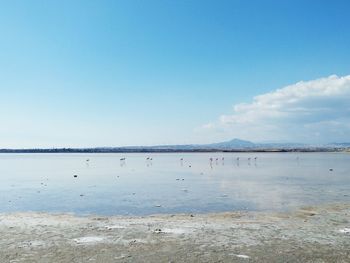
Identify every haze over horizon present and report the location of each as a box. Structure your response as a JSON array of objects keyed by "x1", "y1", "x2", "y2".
[{"x1": 1, "y1": 1, "x2": 350, "y2": 148}]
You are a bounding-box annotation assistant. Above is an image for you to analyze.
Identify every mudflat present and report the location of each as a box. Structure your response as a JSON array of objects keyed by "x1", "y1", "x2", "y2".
[{"x1": 1, "y1": 203, "x2": 350, "y2": 263}]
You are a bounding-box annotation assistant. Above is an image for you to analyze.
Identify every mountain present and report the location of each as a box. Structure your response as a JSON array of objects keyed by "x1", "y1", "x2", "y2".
[
  {"x1": 137, "y1": 138, "x2": 256, "y2": 151},
  {"x1": 204, "y1": 138, "x2": 256, "y2": 149}
]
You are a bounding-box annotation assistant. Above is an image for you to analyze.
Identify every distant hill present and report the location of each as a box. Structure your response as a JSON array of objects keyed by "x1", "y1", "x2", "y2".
[
  {"x1": 204, "y1": 138, "x2": 255, "y2": 149},
  {"x1": 138, "y1": 138, "x2": 256, "y2": 150}
]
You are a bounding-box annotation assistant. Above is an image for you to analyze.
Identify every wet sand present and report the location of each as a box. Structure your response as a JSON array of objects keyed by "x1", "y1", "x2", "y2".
[{"x1": 1, "y1": 203, "x2": 350, "y2": 262}]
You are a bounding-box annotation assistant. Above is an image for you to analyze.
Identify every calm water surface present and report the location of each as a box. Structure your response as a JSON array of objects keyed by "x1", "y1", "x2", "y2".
[{"x1": 0, "y1": 153, "x2": 349, "y2": 215}]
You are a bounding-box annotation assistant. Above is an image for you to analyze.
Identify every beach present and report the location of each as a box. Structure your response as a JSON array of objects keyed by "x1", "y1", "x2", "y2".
[
  {"x1": 2, "y1": 0, "x2": 350, "y2": 261},
  {"x1": 1, "y1": 203, "x2": 350, "y2": 262}
]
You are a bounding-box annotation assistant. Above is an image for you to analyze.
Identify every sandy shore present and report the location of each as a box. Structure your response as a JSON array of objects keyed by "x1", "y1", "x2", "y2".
[{"x1": 1, "y1": 203, "x2": 350, "y2": 262}]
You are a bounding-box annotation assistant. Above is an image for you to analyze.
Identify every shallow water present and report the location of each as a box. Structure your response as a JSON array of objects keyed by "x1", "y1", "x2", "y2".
[{"x1": 0, "y1": 152, "x2": 349, "y2": 215}]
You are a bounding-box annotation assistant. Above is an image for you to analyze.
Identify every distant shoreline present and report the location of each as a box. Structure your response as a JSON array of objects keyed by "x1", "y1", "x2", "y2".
[
  {"x1": 0, "y1": 148, "x2": 348, "y2": 153},
  {"x1": 2, "y1": 138, "x2": 349, "y2": 153}
]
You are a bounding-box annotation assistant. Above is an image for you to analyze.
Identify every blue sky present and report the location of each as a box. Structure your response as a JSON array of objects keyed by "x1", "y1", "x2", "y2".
[{"x1": 1, "y1": 0, "x2": 350, "y2": 148}]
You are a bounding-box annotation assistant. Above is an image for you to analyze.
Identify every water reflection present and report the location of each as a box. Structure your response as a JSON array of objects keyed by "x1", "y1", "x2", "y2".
[{"x1": 0, "y1": 152, "x2": 349, "y2": 215}]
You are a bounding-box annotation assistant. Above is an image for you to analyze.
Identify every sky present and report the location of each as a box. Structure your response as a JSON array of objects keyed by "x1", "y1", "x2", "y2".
[{"x1": 0, "y1": 0, "x2": 350, "y2": 148}]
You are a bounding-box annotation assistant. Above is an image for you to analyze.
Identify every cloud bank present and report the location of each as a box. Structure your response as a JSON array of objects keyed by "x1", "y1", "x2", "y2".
[{"x1": 201, "y1": 75, "x2": 350, "y2": 143}]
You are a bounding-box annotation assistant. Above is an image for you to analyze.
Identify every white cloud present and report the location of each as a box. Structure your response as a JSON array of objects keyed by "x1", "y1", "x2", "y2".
[{"x1": 201, "y1": 75, "x2": 350, "y2": 143}]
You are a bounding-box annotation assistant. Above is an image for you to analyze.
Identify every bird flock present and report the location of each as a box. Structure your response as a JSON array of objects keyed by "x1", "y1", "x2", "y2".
[{"x1": 114, "y1": 155, "x2": 260, "y2": 168}]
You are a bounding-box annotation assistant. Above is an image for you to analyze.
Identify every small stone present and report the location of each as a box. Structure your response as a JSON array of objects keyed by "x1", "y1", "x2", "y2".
[{"x1": 154, "y1": 228, "x2": 162, "y2": 233}]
